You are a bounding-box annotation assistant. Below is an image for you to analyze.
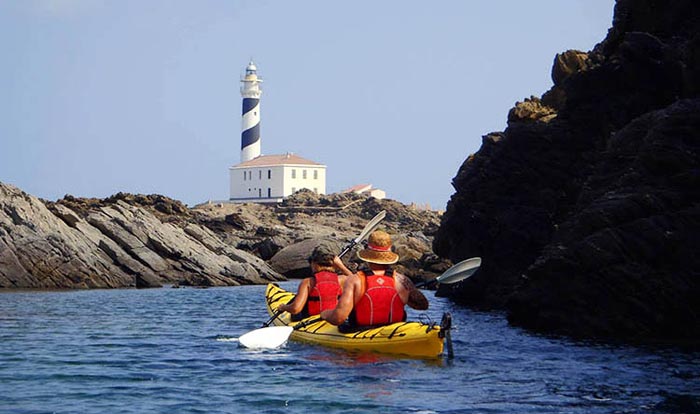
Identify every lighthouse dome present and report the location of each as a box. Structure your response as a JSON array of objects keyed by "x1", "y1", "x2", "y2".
[{"x1": 246, "y1": 61, "x2": 257, "y2": 74}]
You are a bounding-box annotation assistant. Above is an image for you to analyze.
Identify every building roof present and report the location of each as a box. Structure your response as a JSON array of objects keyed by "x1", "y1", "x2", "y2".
[
  {"x1": 342, "y1": 183, "x2": 373, "y2": 193},
  {"x1": 232, "y1": 153, "x2": 325, "y2": 168}
]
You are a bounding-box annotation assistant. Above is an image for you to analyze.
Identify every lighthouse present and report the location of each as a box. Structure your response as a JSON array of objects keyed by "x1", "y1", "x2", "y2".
[
  {"x1": 229, "y1": 61, "x2": 327, "y2": 203},
  {"x1": 240, "y1": 60, "x2": 262, "y2": 162}
]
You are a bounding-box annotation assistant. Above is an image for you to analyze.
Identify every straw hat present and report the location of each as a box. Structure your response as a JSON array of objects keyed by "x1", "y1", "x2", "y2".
[{"x1": 357, "y1": 231, "x2": 399, "y2": 265}]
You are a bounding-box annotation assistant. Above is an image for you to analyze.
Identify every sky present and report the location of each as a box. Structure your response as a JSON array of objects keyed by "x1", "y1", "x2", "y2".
[{"x1": 0, "y1": 0, "x2": 615, "y2": 210}]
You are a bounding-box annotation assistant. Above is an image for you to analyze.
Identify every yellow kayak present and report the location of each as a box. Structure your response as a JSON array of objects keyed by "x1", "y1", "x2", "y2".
[{"x1": 265, "y1": 283, "x2": 448, "y2": 358}]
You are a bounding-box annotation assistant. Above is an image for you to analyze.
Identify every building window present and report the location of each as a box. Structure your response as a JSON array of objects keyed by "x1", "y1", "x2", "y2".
[
  {"x1": 314, "y1": 170, "x2": 318, "y2": 179},
  {"x1": 314, "y1": 188, "x2": 318, "y2": 194},
  {"x1": 259, "y1": 170, "x2": 262, "y2": 180},
  {"x1": 267, "y1": 170, "x2": 271, "y2": 179},
  {"x1": 292, "y1": 187, "x2": 296, "y2": 193},
  {"x1": 291, "y1": 169, "x2": 296, "y2": 179},
  {"x1": 243, "y1": 171, "x2": 246, "y2": 181},
  {"x1": 258, "y1": 188, "x2": 261, "y2": 197},
  {"x1": 267, "y1": 188, "x2": 271, "y2": 197},
  {"x1": 303, "y1": 170, "x2": 307, "y2": 179}
]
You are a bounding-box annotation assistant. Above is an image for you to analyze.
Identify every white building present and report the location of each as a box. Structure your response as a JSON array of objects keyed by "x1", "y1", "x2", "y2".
[
  {"x1": 342, "y1": 183, "x2": 386, "y2": 200},
  {"x1": 229, "y1": 62, "x2": 327, "y2": 203},
  {"x1": 229, "y1": 153, "x2": 326, "y2": 202}
]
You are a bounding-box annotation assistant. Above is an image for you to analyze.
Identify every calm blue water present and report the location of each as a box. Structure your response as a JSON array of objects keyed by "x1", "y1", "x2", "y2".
[{"x1": 1, "y1": 281, "x2": 698, "y2": 414}]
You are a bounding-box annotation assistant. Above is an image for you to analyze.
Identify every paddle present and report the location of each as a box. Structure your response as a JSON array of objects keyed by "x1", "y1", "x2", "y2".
[
  {"x1": 238, "y1": 255, "x2": 482, "y2": 349},
  {"x1": 239, "y1": 316, "x2": 323, "y2": 348},
  {"x1": 338, "y1": 210, "x2": 386, "y2": 258},
  {"x1": 238, "y1": 326, "x2": 294, "y2": 349},
  {"x1": 239, "y1": 211, "x2": 387, "y2": 348},
  {"x1": 414, "y1": 256, "x2": 481, "y2": 288}
]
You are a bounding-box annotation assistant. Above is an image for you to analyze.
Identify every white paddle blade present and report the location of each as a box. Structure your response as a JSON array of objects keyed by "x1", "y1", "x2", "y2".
[
  {"x1": 437, "y1": 257, "x2": 482, "y2": 284},
  {"x1": 238, "y1": 326, "x2": 294, "y2": 349},
  {"x1": 354, "y1": 210, "x2": 386, "y2": 243}
]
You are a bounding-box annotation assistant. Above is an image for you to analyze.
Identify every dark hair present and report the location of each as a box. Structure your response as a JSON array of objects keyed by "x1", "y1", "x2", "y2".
[{"x1": 308, "y1": 244, "x2": 335, "y2": 266}]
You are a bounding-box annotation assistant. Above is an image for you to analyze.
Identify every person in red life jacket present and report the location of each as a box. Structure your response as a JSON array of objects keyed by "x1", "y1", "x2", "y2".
[
  {"x1": 320, "y1": 230, "x2": 429, "y2": 329},
  {"x1": 278, "y1": 243, "x2": 354, "y2": 321}
]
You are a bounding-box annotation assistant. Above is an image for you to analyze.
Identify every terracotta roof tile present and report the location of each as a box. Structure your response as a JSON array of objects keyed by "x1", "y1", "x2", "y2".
[{"x1": 232, "y1": 153, "x2": 324, "y2": 168}]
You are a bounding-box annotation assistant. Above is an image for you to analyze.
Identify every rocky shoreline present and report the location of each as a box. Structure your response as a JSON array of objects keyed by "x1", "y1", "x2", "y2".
[
  {"x1": 434, "y1": 0, "x2": 700, "y2": 344},
  {"x1": 0, "y1": 183, "x2": 448, "y2": 290}
]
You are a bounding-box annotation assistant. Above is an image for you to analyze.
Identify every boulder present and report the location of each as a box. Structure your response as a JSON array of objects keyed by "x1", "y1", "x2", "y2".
[
  {"x1": 507, "y1": 96, "x2": 557, "y2": 124},
  {"x1": 270, "y1": 238, "x2": 345, "y2": 278},
  {"x1": 552, "y1": 50, "x2": 589, "y2": 86}
]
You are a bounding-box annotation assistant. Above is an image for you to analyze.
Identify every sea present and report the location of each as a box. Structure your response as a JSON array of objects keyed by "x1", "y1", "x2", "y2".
[{"x1": 1, "y1": 281, "x2": 698, "y2": 414}]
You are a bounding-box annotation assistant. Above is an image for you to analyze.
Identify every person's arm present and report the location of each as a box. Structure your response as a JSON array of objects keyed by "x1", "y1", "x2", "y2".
[
  {"x1": 397, "y1": 273, "x2": 429, "y2": 310},
  {"x1": 320, "y1": 275, "x2": 358, "y2": 325},
  {"x1": 332, "y1": 256, "x2": 354, "y2": 277},
  {"x1": 279, "y1": 278, "x2": 311, "y2": 314}
]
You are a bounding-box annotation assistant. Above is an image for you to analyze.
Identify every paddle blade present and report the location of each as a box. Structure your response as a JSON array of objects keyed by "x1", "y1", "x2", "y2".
[
  {"x1": 354, "y1": 210, "x2": 386, "y2": 244},
  {"x1": 436, "y1": 257, "x2": 482, "y2": 284},
  {"x1": 238, "y1": 326, "x2": 294, "y2": 349}
]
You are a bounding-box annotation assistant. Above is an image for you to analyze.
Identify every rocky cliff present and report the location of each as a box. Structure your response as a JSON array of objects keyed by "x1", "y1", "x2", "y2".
[
  {"x1": 0, "y1": 183, "x2": 446, "y2": 289},
  {"x1": 434, "y1": 0, "x2": 700, "y2": 343},
  {"x1": 0, "y1": 184, "x2": 285, "y2": 288}
]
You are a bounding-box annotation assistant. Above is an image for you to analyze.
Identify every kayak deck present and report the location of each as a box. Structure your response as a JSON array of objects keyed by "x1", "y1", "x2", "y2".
[{"x1": 265, "y1": 283, "x2": 445, "y2": 358}]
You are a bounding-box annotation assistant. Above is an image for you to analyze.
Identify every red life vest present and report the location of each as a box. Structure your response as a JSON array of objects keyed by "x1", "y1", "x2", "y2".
[
  {"x1": 305, "y1": 271, "x2": 342, "y2": 316},
  {"x1": 353, "y1": 269, "x2": 406, "y2": 326}
]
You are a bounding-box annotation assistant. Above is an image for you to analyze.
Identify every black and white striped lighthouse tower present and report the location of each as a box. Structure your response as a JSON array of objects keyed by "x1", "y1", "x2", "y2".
[{"x1": 240, "y1": 60, "x2": 262, "y2": 162}]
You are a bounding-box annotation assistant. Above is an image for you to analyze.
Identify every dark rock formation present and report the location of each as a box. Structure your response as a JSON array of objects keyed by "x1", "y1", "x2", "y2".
[{"x1": 434, "y1": 0, "x2": 700, "y2": 343}]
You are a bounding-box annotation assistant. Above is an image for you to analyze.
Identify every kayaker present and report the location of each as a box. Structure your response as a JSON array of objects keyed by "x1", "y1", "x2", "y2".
[
  {"x1": 320, "y1": 230, "x2": 429, "y2": 329},
  {"x1": 277, "y1": 243, "x2": 354, "y2": 321}
]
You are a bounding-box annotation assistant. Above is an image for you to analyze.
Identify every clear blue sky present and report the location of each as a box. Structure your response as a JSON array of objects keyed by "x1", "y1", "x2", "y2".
[{"x1": 0, "y1": 1, "x2": 615, "y2": 210}]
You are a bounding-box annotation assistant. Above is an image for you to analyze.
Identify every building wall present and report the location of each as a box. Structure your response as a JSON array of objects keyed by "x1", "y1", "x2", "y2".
[
  {"x1": 282, "y1": 165, "x2": 326, "y2": 196},
  {"x1": 229, "y1": 164, "x2": 326, "y2": 201},
  {"x1": 369, "y1": 188, "x2": 386, "y2": 199},
  {"x1": 229, "y1": 165, "x2": 285, "y2": 201}
]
